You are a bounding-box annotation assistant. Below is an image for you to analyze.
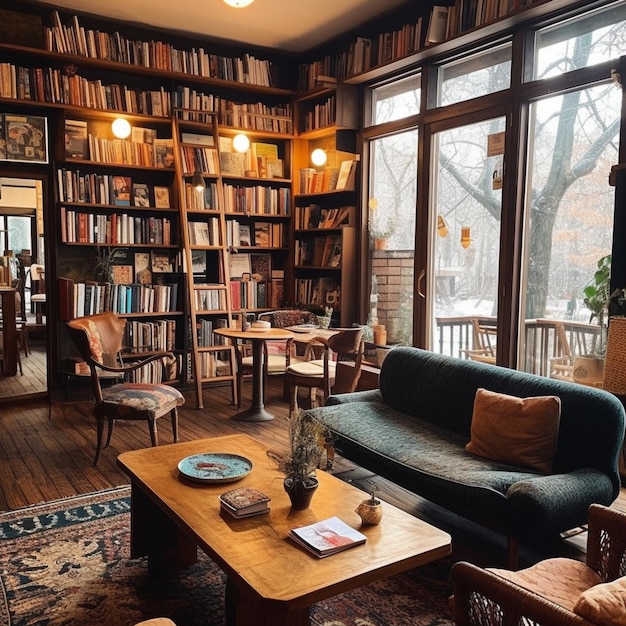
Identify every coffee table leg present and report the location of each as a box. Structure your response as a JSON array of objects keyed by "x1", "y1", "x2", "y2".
[
  {"x1": 129, "y1": 483, "x2": 197, "y2": 571},
  {"x1": 225, "y1": 579, "x2": 309, "y2": 626}
]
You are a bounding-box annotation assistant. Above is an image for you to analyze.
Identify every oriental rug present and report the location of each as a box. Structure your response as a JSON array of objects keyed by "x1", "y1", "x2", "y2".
[{"x1": 0, "y1": 487, "x2": 454, "y2": 626}]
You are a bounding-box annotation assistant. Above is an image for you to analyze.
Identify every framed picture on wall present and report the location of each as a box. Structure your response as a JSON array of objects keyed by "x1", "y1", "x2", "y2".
[{"x1": 1, "y1": 113, "x2": 48, "y2": 163}]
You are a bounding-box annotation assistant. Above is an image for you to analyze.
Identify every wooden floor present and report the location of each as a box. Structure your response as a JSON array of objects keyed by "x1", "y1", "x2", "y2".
[
  {"x1": 1, "y1": 373, "x2": 624, "y2": 568},
  {"x1": 0, "y1": 330, "x2": 47, "y2": 399}
]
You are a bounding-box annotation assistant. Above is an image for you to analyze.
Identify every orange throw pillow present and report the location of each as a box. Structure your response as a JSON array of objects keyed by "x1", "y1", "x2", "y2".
[
  {"x1": 466, "y1": 388, "x2": 561, "y2": 473},
  {"x1": 574, "y1": 577, "x2": 626, "y2": 626}
]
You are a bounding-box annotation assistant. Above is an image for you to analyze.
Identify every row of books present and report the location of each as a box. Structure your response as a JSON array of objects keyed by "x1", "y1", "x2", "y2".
[
  {"x1": 0, "y1": 63, "x2": 171, "y2": 117},
  {"x1": 174, "y1": 89, "x2": 292, "y2": 133},
  {"x1": 188, "y1": 219, "x2": 221, "y2": 246},
  {"x1": 229, "y1": 278, "x2": 267, "y2": 310},
  {"x1": 87, "y1": 134, "x2": 174, "y2": 168},
  {"x1": 47, "y1": 11, "x2": 280, "y2": 87},
  {"x1": 222, "y1": 184, "x2": 291, "y2": 216},
  {"x1": 298, "y1": 160, "x2": 357, "y2": 195},
  {"x1": 183, "y1": 182, "x2": 218, "y2": 211},
  {"x1": 196, "y1": 317, "x2": 230, "y2": 348},
  {"x1": 295, "y1": 277, "x2": 341, "y2": 310},
  {"x1": 194, "y1": 285, "x2": 227, "y2": 311},
  {"x1": 57, "y1": 170, "x2": 172, "y2": 208},
  {"x1": 122, "y1": 319, "x2": 177, "y2": 354},
  {"x1": 125, "y1": 355, "x2": 178, "y2": 384},
  {"x1": 179, "y1": 145, "x2": 219, "y2": 176},
  {"x1": 60, "y1": 208, "x2": 173, "y2": 245},
  {"x1": 196, "y1": 351, "x2": 233, "y2": 380},
  {"x1": 59, "y1": 279, "x2": 180, "y2": 319},
  {"x1": 295, "y1": 205, "x2": 352, "y2": 230},
  {"x1": 295, "y1": 235, "x2": 343, "y2": 268},
  {"x1": 300, "y1": 94, "x2": 336, "y2": 133}
]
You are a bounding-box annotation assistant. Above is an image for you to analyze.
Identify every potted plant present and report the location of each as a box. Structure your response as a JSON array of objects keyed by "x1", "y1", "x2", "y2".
[
  {"x1": 355, "y1": 481, "x2": 383, "y2": 525},
  {"x1": 268, "y1": 411, "x2": 326, "y2": 509},
  {"x1": 368, "y1": 200, "x2": 395, "y2": 250}
]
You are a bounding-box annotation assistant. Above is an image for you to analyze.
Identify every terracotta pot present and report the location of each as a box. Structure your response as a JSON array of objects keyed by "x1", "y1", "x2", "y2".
[
  {"x1": 373, "y1": 237, "x2": 388, "y2": 250},
  {"x1": 284, "y1": 477, "x2": 318, "y2": 510}
]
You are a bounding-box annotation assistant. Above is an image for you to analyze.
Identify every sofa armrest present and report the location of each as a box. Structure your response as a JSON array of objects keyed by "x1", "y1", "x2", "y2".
[
  {"x1": 452, "y1": 561, "x2": 594, "y2": 626},
  {"x1": 506, "y1": 469, "x2": 615, "y2": 536},
  {"x1": 325, "y1": 389, "x2": 384, "y2": 405}
]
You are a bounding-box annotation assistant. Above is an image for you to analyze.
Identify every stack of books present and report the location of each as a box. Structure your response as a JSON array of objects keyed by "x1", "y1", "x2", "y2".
[
  {"x1": 288, "y1": 516, "x2": 367, "y2": 558},
  {"x1": 219, "y1": 487, "x2": 270, "y2": 519}
]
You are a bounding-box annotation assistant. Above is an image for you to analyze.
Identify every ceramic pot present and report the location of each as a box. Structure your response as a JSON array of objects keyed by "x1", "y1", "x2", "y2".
[
  {"x1": 355, "y1": 499, "x2": 383, "y2": 525},
  {"x1": 374, "y1": 237, "x2": 389, "y2": 250},
  {"x1": 284, "y1": 477, "x2": 319, "y2": 510}
]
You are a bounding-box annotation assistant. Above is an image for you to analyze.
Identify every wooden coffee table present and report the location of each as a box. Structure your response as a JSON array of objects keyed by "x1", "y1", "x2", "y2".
[{"x1": 117, "y1": 434, "x2": 451, "y2": 626}]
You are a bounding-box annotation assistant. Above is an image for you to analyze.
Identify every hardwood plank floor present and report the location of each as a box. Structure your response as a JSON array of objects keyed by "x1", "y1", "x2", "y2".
[{"x1": 1, "y1": 375, "x2": 624, "y2": 569}]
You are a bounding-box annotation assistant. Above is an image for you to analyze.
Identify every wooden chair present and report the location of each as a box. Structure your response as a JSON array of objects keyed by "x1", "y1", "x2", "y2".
[
  {"x1": 29, "y1": 264, "x2": 46, "y2": 324},
  {"x1": 452, "y1": 503, "x2": 626, "y2": 626},
  {"x1": 67, "y1": 311, "x2": 184, "y2": 465},
  {"x1": 463, "y1": 318, "x2": 497, "y2": 364},
  {"x1": 286, "y1": 327, "x2": 364, "y2": 418},
  {"x1": 235, "y1": 309, "x2": 317, "y2": 407}
]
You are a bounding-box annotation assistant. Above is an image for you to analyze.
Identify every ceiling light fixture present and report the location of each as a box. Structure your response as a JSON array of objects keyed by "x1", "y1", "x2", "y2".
[
  {"x1": 223, "y1": 0, "x2": 254, "y2": 7},
  {"x1": 111, "y1": 117, "x2": 131, "y2": 139},
  {"x1": 233, "y1": 133, "x2": 250, "y2": 153},
  {"x1": 460, "y1": 226, "x2": 472, "y2": 249}
]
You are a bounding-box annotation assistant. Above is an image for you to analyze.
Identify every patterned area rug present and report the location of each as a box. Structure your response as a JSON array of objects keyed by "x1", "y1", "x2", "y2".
[{"x1": 0, "y1": 487, "x2": 454, "y2": 626}]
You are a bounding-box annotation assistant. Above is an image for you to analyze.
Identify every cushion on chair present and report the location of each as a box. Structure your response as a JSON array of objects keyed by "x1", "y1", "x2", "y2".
[
  {"x1": 242, "y1": 353, "x2": 291, "y2": 374},
  {"x1": 489, "y1": 558, "x2": 602, "y2": 611},
  {"x1": 103, "y1": 383, "x2": 184, "y2": 418},
  {"x1": 133, "y1": 620, "x2": 177, "y2": 626},
  {"x1": 287, "y1": 359, "x2": 337, "y2": 378},
  {"x1": 573, "y1": 576, "x2": 626, "y2": 626}
]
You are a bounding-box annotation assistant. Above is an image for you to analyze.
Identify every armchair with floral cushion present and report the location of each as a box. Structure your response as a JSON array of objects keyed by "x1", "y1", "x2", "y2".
[{"x1": 452, "y1": 503, "x2": 626, "y2": 626}]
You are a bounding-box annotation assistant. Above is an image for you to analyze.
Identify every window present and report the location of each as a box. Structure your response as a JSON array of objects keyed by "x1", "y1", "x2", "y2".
[
  {"x1": 534, "y1": 2, "x2": 626, "y2": 80},
  {"x1": 437, "y1": 43, "x2": 511, "y2": 107},
  {"x1": 370, "y1": 74, "x2": 420, "y2": 126}
]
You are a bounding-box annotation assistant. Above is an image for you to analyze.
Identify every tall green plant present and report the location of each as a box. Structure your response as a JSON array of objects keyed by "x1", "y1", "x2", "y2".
[{"x1": 583, "y1": 254, "x2": 611, "y2": 326}]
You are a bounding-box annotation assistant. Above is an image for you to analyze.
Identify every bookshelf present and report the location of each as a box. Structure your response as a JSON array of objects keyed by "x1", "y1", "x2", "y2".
[{"x1": 54, "y1": 110, "x2": 186, "y2": 383}]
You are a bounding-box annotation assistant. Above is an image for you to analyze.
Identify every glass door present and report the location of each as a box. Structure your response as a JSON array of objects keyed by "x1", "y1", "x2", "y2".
[{"x1": 430, "y1": 116, "x2": 506, "y2": 359}]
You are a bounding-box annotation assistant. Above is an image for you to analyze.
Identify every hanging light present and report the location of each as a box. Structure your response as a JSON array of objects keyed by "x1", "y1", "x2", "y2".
[
  {"x1": 233, "y1": 133, "x2": 250, "y2": 153},
  {"x1": 311, "y1": 148, "x2": 327, "y2": 167},
  {"x1": 111, "y1": 117, "x2": 131, "y2": 139},
  {"x1": 224, "y1": 0, "x2": 254, "y2": 5},
  {"x1": 460, "y1": 226, "x2": 472, "y2": 249},
  {"x1": 192, "y1": 171, "x2": 206, "y2": 191},
  {"x1": 437, "y1": 215, "x2": 449, "y2": 237}
]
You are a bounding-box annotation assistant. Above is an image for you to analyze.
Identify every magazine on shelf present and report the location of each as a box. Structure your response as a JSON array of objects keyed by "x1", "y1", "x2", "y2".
[{"x1": 288, "y1": 516, "x2": 366, "y2": 558}]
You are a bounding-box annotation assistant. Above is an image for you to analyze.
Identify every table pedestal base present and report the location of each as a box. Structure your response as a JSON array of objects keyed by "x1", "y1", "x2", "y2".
[{"x1": 231, "y1": 406, "x2": 275, "y2": 422}]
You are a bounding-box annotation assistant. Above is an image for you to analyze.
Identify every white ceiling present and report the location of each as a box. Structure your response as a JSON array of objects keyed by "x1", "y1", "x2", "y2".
[{"x1": 45, "y1": 0, "x2": 411, "y2": 54}]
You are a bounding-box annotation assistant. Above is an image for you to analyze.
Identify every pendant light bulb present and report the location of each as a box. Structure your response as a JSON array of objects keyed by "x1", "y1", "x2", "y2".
[
  {"x1": 223, "y1": 0, "x2": 254, "y2": 7},
  {"x1": 311, "y1": 148, "x2": 327, "y2": 167},
  {"x1": 460, "y1": 226, "x2": 472, "y2": 249},
  {"x1": 192, "y1": 171, "x2": 206, "y2": 191},
  {"x1": 111, "y1": 118, "x2": 131, "y2": 139},
  {"x1": 233, "y1": 133, "x2": 250, "y2": 153}
]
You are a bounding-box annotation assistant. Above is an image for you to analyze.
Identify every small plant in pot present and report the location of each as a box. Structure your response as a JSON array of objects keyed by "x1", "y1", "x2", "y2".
[
  {"x1": 268, "y1": 412, "x2": 326, "y2": 510},
  {"x1": 355, "y1": 481, "x2": 383, "y2": 525}
]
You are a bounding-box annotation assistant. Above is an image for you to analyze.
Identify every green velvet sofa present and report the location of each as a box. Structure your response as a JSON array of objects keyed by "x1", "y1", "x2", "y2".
[{"x1": 305, "y1": 347, "x2": 625, "y2": 566}]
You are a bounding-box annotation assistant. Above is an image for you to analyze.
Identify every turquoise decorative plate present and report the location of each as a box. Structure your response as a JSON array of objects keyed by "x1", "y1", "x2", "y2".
[{"x1": 178, "y1": 453, "x2": 253, "y2": 483}]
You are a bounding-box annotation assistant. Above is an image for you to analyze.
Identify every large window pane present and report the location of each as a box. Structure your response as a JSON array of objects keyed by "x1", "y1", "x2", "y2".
[
  {"x1": 534, "y1": 3, "x2": 626, "y2": 80},
  {"x1": 437, "y1": 43, "x2": 511, "y2": 107},
  {"x1": 370, "y1": 74, "x2": 420, "y2": 126},
  {"x1": 432, "y1": 117, "x2": 505, "y2": 358},
  {"x1": 367, "y1": 130, "x2": 418, "y2": 345},
  {"x1": 520, "y1": 83, "x2": 620, "y2": 377}
]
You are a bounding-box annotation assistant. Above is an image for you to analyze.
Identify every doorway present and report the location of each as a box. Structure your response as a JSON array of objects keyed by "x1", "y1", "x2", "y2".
[{"x1": 0, "y1": 176, "x2": 47, "y2": 399}]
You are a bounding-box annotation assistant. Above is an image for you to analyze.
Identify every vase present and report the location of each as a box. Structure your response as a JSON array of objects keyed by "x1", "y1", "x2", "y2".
[
  {"x1": 355, "y1": 499, "x2": 383, "y2": 525},
  {"x1": 284, "y1": 477, "x2": 318, "y2": 510}
]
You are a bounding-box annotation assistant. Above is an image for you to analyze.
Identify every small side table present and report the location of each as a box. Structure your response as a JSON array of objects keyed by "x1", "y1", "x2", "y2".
[{"x1": 214, "y1": 327, "x2": 294, "y2": 422}]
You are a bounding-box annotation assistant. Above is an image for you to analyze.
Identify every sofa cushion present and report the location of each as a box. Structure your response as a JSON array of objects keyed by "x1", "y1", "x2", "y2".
[
  {"x1": 490, "y1": 558, "x2": 602, "y2": 611},
  {"x1": 466, "y1": 388, "x2": 561, "y2": 474},
  {"x1": 573, "y1": 576, "x2": 626, "y2": 625}
]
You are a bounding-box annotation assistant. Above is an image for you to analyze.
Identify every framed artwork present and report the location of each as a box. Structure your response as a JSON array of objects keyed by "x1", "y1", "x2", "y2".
[{"x1": 1, "y1": 113, "x2": 48, "y2": 163}]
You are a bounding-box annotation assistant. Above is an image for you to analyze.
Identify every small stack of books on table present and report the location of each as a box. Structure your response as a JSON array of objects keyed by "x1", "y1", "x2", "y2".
[{"x1": 219, "y1": 487, "x2": 270, "y2": 519}]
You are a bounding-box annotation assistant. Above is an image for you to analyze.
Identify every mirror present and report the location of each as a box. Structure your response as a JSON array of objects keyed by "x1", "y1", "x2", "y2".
[{"x1": 0, "y1": 176, "x2": 47, "y2": 399}]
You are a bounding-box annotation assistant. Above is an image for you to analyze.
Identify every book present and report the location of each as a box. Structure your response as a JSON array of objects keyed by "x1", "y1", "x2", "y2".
[
  {"x1": 288, "y1": 516, "x2": 366, "y2": 558},
  {"x1": 219, "y1": 487, "x2": 271, "y2": 519},
  {"x1": 154, "y1": 186, "x2": 170, "y2": 208},
  {"x1": 132, "y1": 183, "x2": 150, "y2": 207},
  {"x1": 112, "y1": 175, "x2": 131, "y2": 206},
  {"x1": 426, "y1": 5, "x2": 450, "y2": 45},
  {"x1": 64, "y1": 119, "x2": 88, "y2": 158}
]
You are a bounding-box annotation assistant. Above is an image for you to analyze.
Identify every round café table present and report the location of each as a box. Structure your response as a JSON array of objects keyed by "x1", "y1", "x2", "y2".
[{"x1": 214, "y1": 326, "x2": 295, "y2": 422}]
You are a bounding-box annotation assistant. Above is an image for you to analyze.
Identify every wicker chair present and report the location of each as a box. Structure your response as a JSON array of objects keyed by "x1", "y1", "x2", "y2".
[{"x1": 452, "y1": 503, "x2": 626, "y2": 626}]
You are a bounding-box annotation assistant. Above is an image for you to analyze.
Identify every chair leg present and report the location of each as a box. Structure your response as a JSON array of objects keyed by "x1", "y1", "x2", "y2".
[
  {"x1": 236, "y1": 371, "x2": 243, "y2": 409},
  {"x1": 148, "y1": 418, "x2": 158, "y2": 447},
  {"x1": 105, "y1": 418, "x2": 115, "y2": 447},
  {"x1": 171, "y1": 408, "x2": 179, "y2": 442},
  {"x1": 94, "y1": 416, "x2": 106, "y2": 466},
  {"x1": 289, "y1": 381, "x2": 298, "y2": 419}
]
